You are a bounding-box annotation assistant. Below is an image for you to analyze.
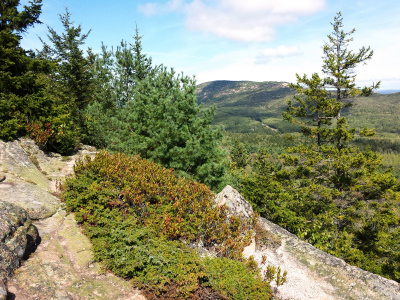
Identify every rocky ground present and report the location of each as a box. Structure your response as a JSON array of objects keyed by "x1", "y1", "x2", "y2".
[
  {"x1": 217, "y1": 185, "x2": 400, "y2": 300},
  {"x1": 0, "y1": 138, "x2": 146, "y2": 300},
  {"x1": 1, "y1": 138, "x2": 400, "y2": 300}
]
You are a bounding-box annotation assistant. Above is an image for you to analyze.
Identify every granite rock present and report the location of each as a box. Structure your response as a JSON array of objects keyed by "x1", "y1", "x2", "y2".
[
  {"x1": 217, "y1": 185, "x2": 400, "y2": 300},
  {"x1": 0, "y1": 200, "x2": 39, "y2": 299}
]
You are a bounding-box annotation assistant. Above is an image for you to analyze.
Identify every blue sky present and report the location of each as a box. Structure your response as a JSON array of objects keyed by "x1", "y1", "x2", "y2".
[{"x1": 20, "y1": 0, "x2": 400, "y2": 89}]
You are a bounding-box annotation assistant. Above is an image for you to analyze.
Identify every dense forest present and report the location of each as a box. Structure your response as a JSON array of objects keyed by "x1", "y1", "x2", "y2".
[{"x1": 1, "y1": 0, "x2": 400, "y2": 298}]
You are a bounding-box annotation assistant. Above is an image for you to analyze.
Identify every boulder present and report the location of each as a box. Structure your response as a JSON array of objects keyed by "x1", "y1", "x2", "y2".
[
  {"x1": 0, "y1": 140, "x2": 50, "y2": 191},
  {"x1": 0, "y1": 176, "x2": 60, "y2": 220},
  {"x1": 214, "y1": 185, "x2": 254, "y2": 220},
  {"x1": 0, "y1": 200, "x2": 40, "y2": 299},
  {"x1": 0, "y1": 139, "x2": 60, "y2": 220},
  {"x1": 216, "y1": 185, "x2": 400, "y2": 300}
]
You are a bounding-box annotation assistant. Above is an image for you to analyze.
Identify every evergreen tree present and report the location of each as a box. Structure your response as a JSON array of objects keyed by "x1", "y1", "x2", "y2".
[
  {"x1": 131, "y1": 24, "x2": 152, "y2": 82},
  {"x1": 230, "y1": 138, "x2": 248, "y2": 169},
  {"x1": 91, "y1": 25, "x2": 153, "y2": 109},
  {"x1": 109, "y1": 67, "x2": 228, "y2": 191},
  {"x1": 87, "y1": 31, "x2": 227, "y2": 190},
  {"x1": 86, "y1": 30, "x2": 154, "y2": 147},
  {"x1": 38, "y1": 7, "x2": 95, "y2": 135},
  {"x1": 0, "y1": 0, "x2": 53, "y2": 140},
  {"x1": 246, "y1": 12, "x2": 400, "y2": 282},
  {"x1": 322, "y1": 12, "x2": 380, "y2": 113},
  {"x1": 283, "y1": 12, "x2": 379, "y2": 148}
]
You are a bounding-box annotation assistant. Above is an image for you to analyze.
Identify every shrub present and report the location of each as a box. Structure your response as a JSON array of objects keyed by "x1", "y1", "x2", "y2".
[
  {"x1": 61, "y1": 151, "x2": 272, "y2": 299},
  {"x1": 26, "y1": 122, "x2": 53, "y2": 149},
  {"x1": 202, "y1": 257, "x2": 272, "y2": 300}
]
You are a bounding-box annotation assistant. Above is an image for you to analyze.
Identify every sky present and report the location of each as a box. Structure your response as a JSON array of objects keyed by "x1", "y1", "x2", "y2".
[{"x1": 19, "y1": 0, "x2": 400, "y2": 89}]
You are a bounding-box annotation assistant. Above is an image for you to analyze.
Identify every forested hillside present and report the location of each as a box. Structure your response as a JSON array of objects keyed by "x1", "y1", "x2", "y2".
[
  {"x1": 197, "y1": 81, "x2": 400, "y2": 175},
  {"x1": 197, "y1": 80, "x2": 400, "y2": 137},
  {"x1": 196, "y1": 80, "x2": 298, "y2": 133}
]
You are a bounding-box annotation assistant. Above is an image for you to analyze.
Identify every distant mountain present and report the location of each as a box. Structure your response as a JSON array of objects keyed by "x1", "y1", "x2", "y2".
[
  {"x1": 377, "y1": 89, "x2": 400, "y2": 94},
  {"x1": 196, "y1": 80, "x2": 400, "y2": 137},
  {"x1": 196, "y1": 80, "x2": 297, "y2": 133}
]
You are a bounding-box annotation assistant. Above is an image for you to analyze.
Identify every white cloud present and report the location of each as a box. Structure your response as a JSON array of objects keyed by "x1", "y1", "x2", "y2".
[
  {"x1": 138, "y1": 0, "x2": 184, "y2": 16},
  {"x1": 139, "y1": 0, "x2": 326, "y2": 41},
  {"x1": 255, "y1": 45, "x2": 300, "y2": 64},
  {"x1": 185, "y1": 0, "x2": 326, "y2": 42}
]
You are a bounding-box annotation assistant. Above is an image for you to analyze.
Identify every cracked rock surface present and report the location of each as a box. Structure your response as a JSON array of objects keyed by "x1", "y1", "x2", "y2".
[
  {"x1": 0, "y1": 139, "x2": 146, "y2": 300},
  {"x1": 215, "y1": 185, "x2": 400, "y2": 300}
]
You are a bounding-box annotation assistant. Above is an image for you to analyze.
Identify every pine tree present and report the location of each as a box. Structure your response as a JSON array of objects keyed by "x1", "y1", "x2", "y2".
[
  {"x1": 230, "y1": 138, "x2": 248, "y2": 169},
  {"x1": 0, "y1": 0, "x2": 53, "y2": 140},
  {"x1": 110, "y1": 67, "x2": 228, "y2": 191},
  {"x1": 86, "y1": 29, "x2": 154, "y2": 147},
  {"x1": 131, "y1": 24, "x2": 152, "y2": 82},
  {"x1": 87, "y1": 28, "x2": 228, "y2": 190},
  {"x1": 283, "y1": 12, "x2": 379, "y2": 148}
]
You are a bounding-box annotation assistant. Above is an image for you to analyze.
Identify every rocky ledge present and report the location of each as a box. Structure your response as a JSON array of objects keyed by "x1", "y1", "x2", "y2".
[
  {"x1": 0, "y1": 138, "x2": 146, "y2": 300},
  {"x1": 0, "y1": 200, "x2": 39, "y2": 300},
  {"x1": 217, "y1": 185, "x2": 400, "y2": 300}
]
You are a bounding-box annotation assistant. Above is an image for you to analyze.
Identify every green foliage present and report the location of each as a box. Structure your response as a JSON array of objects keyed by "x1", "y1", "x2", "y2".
[
  {"x1": 322, "y1": 12, "x2": 379, "y2": 100},
  {"x1": 252, "y1": 12, "x2": 400, "y2": 282},
  {"x1": 0, "y1": 0, "x2": 56, "y2": 141},
  {"x1": 37, "y1": 7, "x2": 95, "y2": 150},
  {"x1": 61, "y1": 151, "x2": 272, "y2": 299},
  {"x1": 88, "y1": 42, "x2": 228, "y2": 190},
  {"x1": 240, "y1": 146, "x2": 400, "y2": 281},
  {"x1": 284, "y1": 12, "x2": 379, "y2": 149},
  {"x1": 264, "y1": 265, "x2": 287, "y2": 287},
  {"x1": 202, "y1": 257, "x2": 272, "y2": 300},
  {"x1": 230, "y1": 138, "x2": 249, "y2": 169},
  {"x1": 283, "y1": 73, "x2": 342, "y2": 146}
]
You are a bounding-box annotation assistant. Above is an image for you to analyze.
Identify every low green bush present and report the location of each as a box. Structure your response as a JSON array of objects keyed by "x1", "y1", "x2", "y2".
[
  {"x1": 61, "y1": 151, "x2": 272, "y2": 299},
  {"x1": 202, "y1": 257, "x2": 272, "y2": 300}
]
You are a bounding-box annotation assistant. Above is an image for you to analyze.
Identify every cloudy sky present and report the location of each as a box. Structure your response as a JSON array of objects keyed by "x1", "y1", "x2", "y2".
[{"x1": 20, "y1": 0, "x2": 400, "y2": 89}]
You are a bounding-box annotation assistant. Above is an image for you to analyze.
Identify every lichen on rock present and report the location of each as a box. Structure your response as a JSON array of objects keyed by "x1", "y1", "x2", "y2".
[
  {"x1": 0, "y1": 200, "x2": 40, "y2": 299},
  {"x1": 216, "y1": 185, "x2": 400, "y2": 300}
]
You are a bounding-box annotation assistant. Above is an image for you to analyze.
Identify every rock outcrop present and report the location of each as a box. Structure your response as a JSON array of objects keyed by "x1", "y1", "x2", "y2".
[
  {"x1": 215, "y1": 185, "x2": 400, "y2": 300},
  {"x1": 214, "y1": 185, "x2": 254, "y2": 219},
  {"x1": 0, "y1": 138, "x2": 146, "y2": 299},
  {"x1": 0, "y1": 139, "x2": 60, "y2": 220},
  {"x1": 0, "y1": 200, "x2": 39, "y2": 300}
]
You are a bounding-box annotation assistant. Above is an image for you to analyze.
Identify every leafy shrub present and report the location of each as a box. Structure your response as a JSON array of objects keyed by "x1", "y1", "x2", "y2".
[
  {"x1": 61, "y1": 151, "x2": 272, "y2": 298},
  {"x1": 202, "y1": 257, "x2": 272, "y2": 300},
  {"x1": 26, "y1": 122, "x2": 53, "y2": 149}
]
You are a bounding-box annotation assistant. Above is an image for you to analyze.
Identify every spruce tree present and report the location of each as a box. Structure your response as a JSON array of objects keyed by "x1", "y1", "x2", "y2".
[
  {"x1": 253, "y1": 12, "x2": 400, "y2": 281},
  {"x1": 0, "y1": 0, "x2": 53, "y2": 140},
  {"x1": 283, "y1": 12, "x2": 379, "y2": 148},
  {"x1": 38, "y1": 7, "x2": 95, "y2": 135},
  {"x1": 230, "y1": 138, "x2": 248, "y2": 169}
]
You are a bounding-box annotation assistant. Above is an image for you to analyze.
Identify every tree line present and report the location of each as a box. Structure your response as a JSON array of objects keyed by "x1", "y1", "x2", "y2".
[{"x1": 0, "y1": 0, "x2": 227, "y2": 191}]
